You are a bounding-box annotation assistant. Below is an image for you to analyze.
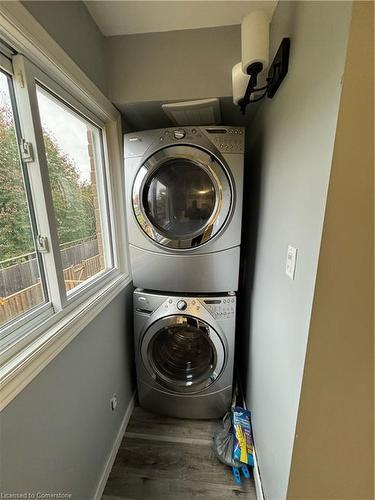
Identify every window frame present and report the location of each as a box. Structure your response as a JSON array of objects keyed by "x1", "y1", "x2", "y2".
[
  {"x1": 0, "y1": 49, "x2": 12, "y2": 74},
  {"x1": 1, "y1": 55, "x2": 121, "y2": 333},
  {"x1": 1, "y1": 54, "x2": 126, "y2": 349},
  {"x1": 0, "y1": 55, "x2": 54, "y2": 341},
  {"x1": 0, "y1": 1, "x2": 131, "y2": 408},
  {"x1": 34, "y1": 70, "x2": 116, "y2": 300}
]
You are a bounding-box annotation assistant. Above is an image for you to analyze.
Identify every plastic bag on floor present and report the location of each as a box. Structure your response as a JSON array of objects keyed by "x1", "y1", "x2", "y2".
[
  {"x1": 212, "y1": 408, "x2": 252, "y2": 485},
  {"x1": 212, "y1": 412, "x2": 240, "y2": 467}
]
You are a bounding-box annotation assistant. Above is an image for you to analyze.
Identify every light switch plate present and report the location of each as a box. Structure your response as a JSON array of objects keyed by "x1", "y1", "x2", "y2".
[{"x1": 286, "y1": 245, "x2": 298, "y2": 280}]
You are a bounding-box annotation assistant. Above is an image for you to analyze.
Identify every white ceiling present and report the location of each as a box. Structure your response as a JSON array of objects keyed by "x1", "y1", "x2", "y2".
[{"x1": 85, "y1": 1, "x2": 277, "y2": 37}]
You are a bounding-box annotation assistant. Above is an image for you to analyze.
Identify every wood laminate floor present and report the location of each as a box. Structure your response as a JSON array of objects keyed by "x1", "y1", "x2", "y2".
[{"x1": 102, "y1": 406, "x2": 257, "y2": 500}]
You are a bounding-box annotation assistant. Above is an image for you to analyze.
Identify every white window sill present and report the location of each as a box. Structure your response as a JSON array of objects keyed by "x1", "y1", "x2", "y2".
[{"x1": 0, "y1": 273, "x2": 131, "y2": 411}]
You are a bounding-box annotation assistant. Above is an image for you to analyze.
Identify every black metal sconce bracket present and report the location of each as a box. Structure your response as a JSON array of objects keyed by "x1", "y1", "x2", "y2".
[{"x1": 239, "y1": 37, "x2": 290, "y2": 114}]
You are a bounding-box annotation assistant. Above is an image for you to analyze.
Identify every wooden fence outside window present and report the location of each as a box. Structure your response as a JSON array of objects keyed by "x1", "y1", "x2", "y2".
[{"x1": 0, "y1": 253, "x2": 102, "y2": 326}]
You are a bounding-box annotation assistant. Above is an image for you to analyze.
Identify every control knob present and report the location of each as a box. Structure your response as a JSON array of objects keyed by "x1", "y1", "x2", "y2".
[
  {"x1": 177, "y1": 300, "x2": 187, "y2": 311},
  {"x1": 174, "y1": 129, "x2": 186, "y2": 139}
]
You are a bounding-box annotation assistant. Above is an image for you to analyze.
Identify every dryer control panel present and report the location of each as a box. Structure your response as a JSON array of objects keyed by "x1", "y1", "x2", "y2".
[
  {"x1": 156, "y1": 126, "x2": 245, "y2": 154},
  {"x1": 124, "y1": 126, "x2": 245, "y2": 158}
]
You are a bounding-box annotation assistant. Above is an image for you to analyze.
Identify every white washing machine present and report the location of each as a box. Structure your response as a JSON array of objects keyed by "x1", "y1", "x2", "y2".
[
  {"x1": 134, "y1": 289, "x2": 236, "y2": 419},
  {"x1": 124, "y1": 126, "x2": 244, "y2": 293}
]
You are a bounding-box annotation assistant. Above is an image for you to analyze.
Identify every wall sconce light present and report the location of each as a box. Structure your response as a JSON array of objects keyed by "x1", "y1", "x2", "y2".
[{"x1": 232, "y1": 11, "x2": 290, "y2": 114}]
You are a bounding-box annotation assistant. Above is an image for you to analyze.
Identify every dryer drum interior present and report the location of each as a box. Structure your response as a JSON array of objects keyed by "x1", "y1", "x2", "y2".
[
  {"x1": 142, "y1": 315, "x2": 225, "y2": 394},
  {"x1": 143, "y1": 159, "x2": 216, "y2": 239},
  {"x1": 132, "y1": 145, "x2": 233, "y2": 250}
]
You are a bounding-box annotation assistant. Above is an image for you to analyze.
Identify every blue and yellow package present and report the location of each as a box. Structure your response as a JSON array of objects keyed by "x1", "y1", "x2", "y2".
[{"x1": 233, "y1": 407, "x2": 254, "y2": 466}]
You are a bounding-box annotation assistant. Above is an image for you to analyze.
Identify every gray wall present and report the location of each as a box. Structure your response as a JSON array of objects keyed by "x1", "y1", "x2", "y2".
[
  {"x1": 0, "y1": 283, "x2": 134, "y2": 499},
  {"x1": 22, "y1": 1, "x2": 108, "y2": 96},
  {"x1": 240, "y1": 2, "x2": 352, "y2": 499},
  {"x1": 106, "y1": 25, "x2": 240, "y2": 106}
]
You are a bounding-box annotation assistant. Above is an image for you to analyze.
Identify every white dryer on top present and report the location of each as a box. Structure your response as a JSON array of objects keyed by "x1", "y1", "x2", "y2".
[{"x1": 124, "y1": 126, "x2": 244, "y2": 293}]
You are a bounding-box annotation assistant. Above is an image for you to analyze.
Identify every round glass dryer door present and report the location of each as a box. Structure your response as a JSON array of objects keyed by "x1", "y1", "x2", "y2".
[
  {"x1": 132, "y1": 145, "x2": 232, "y2": 249},
  {"x1": 141, "y1": 315, "x2": 225, "y2": 394}
]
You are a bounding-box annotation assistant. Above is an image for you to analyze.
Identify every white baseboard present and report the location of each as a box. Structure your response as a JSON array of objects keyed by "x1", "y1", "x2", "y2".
[
  {"x1": 253, "y1": 446, "x2": 265, "y2": 500},
  {"x1": 239, "y1": 390, "x2": 265, "y2": 500},
  {"x1": 93, "y1": 392, "x2": 136, "y2": 500}
]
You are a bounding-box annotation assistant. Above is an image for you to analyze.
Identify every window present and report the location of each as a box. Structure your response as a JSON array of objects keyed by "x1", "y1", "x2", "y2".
[
  {"x1": 36, "y1": 86, "x2": 113, "y2": 293},
  {"x1": 0, "y1": 70, "x2": 46, "y2": 327},
  {"x1": 0, "y1": 3, "x2": 127, "y2": 408},
  {"x1": 0, "y1": 50, "x2": 122, "y2": 341}
]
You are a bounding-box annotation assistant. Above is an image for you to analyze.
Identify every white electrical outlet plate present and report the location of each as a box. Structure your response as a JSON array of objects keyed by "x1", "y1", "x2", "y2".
[{"x1": 286, "y1": 245, "x2": 298, "y2": 280}]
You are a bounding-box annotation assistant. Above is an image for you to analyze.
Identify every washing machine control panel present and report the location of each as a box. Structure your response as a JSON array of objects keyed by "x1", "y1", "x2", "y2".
[
  {"x1": 201, "y1": 298, "x2": 236, "y2": 320},
  {"x1": 155, "y1": 296, "x2": 236, "y2": 320},
  {"x1": 134, "y1": 291, "x2": 236, "y2": 320},
  {"x1": 204, "y1": 127, "x2": 245, "y2": 154},
  {"x1": 162, "y1": 298, "x2": 203, "y2": 315}
]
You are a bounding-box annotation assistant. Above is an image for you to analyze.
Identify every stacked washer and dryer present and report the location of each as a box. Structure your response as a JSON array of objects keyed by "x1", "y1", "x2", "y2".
[{"x1": 124, "y1": 126, "x2": 244, "y2": 418}]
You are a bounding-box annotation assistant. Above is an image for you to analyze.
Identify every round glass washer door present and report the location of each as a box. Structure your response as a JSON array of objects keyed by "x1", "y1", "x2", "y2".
[
  {"x1": 132, "y1": 145, "x2": 232, "y2": 249},
  {"x1": 141, "y1": 315, "x2": 225, "y2": 394}
]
